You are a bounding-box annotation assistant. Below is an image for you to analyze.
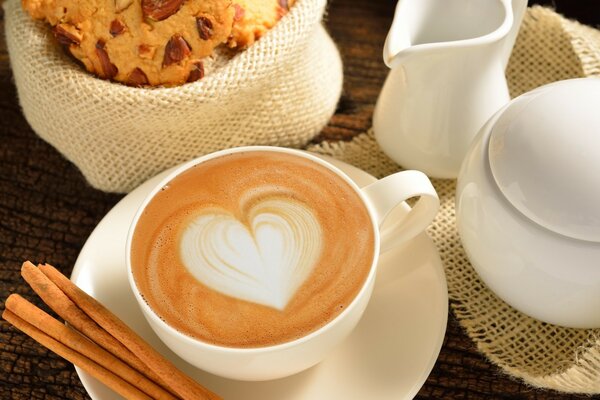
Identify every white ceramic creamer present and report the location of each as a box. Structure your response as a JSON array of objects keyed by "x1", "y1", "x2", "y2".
[{"x1": 373, "y1": 0, "x2": 527, "y2": 178}]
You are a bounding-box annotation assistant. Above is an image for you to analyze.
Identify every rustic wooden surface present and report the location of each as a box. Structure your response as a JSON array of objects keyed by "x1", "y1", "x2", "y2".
[{"x1": 0, "y1": 0, "x2": 598, "y2": 399}]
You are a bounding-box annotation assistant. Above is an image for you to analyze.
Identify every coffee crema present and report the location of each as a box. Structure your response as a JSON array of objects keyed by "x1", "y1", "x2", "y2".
[{"x1": 131, "y1": 151, "x2": 375, "y2": 348}]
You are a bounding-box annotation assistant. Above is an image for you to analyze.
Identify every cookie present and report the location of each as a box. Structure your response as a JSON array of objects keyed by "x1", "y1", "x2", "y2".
[
  {"x1": 228, "y1": 0, "x2": 295, "y2": 48},
  {"x1": 22, "y1": 0, "x2": 235, "y2": 86}
]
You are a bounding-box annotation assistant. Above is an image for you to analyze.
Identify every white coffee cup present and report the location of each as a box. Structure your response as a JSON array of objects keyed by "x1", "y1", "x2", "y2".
[{"x1": 126, "y1": 146, "x2": 439, "y2": 381}]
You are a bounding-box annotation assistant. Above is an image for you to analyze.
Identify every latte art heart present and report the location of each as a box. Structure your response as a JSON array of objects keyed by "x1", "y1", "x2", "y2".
[
  {"x1": 180, "y1": 198, "x2": 323, "y2": 310},
  {"x1": 131, "y1": 151, "x2": 376, "y2": 347}
]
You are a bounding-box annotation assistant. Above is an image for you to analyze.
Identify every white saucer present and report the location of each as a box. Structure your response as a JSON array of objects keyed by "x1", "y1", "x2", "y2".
[{"x1": 71, "y1": 155, "x2": 448, "y2": 400}]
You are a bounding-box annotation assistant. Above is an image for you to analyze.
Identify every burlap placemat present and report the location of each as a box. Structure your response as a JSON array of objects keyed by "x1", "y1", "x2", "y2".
[{"x1": 308, "y1": 6, "x2": 600, "y2": 394}]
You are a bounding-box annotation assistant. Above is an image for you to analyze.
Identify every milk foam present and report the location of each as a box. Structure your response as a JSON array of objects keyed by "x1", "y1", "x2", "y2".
[
  {"x1": 131, "y1": 151, "x2": 375, "y2": 347},
  {"x1": 180, "y1": 198, "x2": 323, "y2": 310}
]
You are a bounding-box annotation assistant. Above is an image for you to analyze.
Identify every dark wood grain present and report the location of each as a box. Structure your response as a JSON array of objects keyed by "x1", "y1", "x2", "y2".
[{"x1": 0, "y1": 0, "x2": 597, "y2": 399}]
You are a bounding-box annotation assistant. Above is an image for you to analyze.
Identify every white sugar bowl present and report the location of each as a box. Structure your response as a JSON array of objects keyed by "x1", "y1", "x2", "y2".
[{"x1": 456, "y1": 78, "x2": 600, "y2": 328}]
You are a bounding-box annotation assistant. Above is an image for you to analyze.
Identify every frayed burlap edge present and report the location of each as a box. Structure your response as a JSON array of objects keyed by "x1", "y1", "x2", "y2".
[{"x1": 307, "y1": 6, "x2": 600, "y2": 394}]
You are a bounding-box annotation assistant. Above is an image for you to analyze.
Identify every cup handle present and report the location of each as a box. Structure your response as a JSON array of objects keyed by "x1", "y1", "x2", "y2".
[{"x1": 360, "y1": 170, "x2": 439, "y2": 253}]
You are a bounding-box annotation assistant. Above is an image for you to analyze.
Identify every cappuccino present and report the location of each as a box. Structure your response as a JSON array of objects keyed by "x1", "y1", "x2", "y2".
[{"x1": 130, "y1": 151, "x2": 375, "y2": 348}]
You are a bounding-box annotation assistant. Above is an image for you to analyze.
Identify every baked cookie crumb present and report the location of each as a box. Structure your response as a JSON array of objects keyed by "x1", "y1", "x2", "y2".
[{"x1": 228, "y1": 0, "x2": 296, "y2": 48}]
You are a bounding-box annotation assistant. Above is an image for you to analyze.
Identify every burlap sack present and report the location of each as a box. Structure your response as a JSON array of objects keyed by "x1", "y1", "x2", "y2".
[
  {"x1": 4, "y1": 0, "x2": 343, "y2": 193},
  {"x1": 308, "y1": 7, "x2": 600, "y2": 394}
]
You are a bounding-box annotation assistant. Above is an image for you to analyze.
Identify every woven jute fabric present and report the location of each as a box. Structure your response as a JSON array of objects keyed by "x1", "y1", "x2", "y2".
[
  {"x1": 3, "y1": 0, "x2": 343, "y2": 193},
  {"x1": 308, "y1": 6, "x2": 600, "y2": 394}
]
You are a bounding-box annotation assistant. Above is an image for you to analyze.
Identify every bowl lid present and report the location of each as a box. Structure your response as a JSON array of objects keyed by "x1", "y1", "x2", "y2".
[{"x1": 488, "y1": 78, "x2": 600, "y2": 242}]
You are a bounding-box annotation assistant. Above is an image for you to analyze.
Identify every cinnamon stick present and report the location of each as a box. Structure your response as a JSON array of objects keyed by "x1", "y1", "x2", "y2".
[
  {"x1": 19, "y1": 261, "x2": 171, "y2": 394},
  {"x1": 2, "y1": 309, "x2": 153, "y2": 400},
  {"x1": 4, "y1": 294, "x2": 178, "y2": 400},
  {"x1": 38, "y1": 262, "x2": 221, "y2": 400}
]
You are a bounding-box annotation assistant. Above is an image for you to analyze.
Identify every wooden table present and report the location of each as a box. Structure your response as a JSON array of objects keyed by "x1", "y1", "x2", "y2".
[{"x1": 0, "y1": 0, "x2": 596, "y2": 398}]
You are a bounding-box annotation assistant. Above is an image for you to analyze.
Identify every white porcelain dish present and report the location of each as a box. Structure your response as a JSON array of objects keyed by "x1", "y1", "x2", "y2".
[
  {"x1": 373, "y1": 0, "x2": 527, "y2": 178},
  {"x1": 72, "y1": 155, "x2": 449, "y2": 399},
  {"x1": 456, "y1": 78, "x2": 600, "y2": 328}
]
